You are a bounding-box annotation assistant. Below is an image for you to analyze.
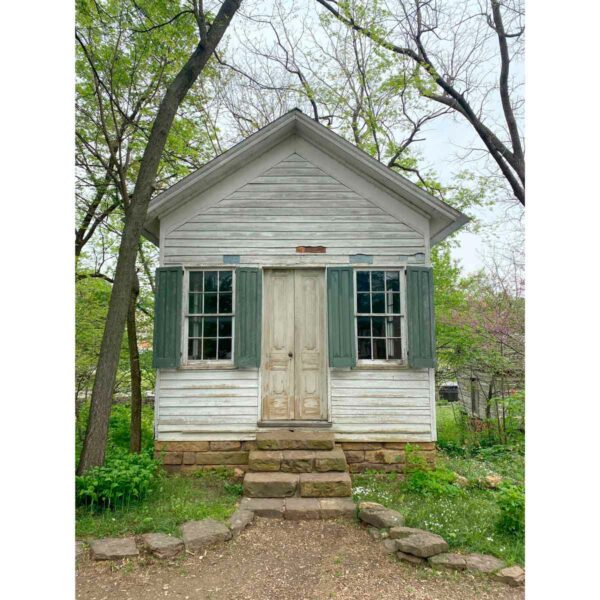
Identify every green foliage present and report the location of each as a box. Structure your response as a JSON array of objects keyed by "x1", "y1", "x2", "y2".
[
  {"x1": 496, "y1": 483, "x2": 525, "y2": 538},
  {"x1": 76, "y1": 449, "x2": 161, "y2": 510},
  {"x1": 76, "y1": 472, "x2": 241, "y2": 539},
  {"x1": 402, "y1": 444, "x2": 459, "y2": 497}
]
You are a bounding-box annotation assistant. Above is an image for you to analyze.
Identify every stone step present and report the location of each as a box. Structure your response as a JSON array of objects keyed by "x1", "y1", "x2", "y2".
[
  {"x1": 299, "y1": 472, "x2": 352, "y2": 498},
  {"x1": 243, "y1": 472, "x2": 299, "y2": 497},
  {"x1": 248, "y1": 448, "x2": 347, "y2": 473},
  {"x1": 239, "y1": 496, "x2": 356, "y2": 519},
  {"x1": 256, "y1": 430, "x2": 335, "y2": 451}
]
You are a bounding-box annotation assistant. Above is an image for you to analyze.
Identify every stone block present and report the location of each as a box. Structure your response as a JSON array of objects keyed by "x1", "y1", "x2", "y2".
[
  {"x1": 389, "y1": 526, "x2": 427, "y2": 539},
  {"x1": 243, "y1": 472, "x2": 298, "y2": 497},
  {"x1": 180, "y1": 519, "x2": 232, "y2": 553},
  {"x1": 341, "y1": 443, "x2": 382, "y2": 450},
  {"x1": 228, "y1": 509, "x2": 255, "y2": 537},
  {"x1": 249, "y1": 450, "x2": 282, "y2": 471},
  {"x1": 494, "y1": 565, "x2": 525, "y2": 586},
  {"x1": 343, "y1": 450, "x2": 365, "y2": 463},
  {"x1": 162, "y1": 452, "x2": 183, "y2": 465},
  {"x1": 397, "y1": 551, "x2": 427, "y2": 565},
  {"x1": 140, "y1": 533, "x2": 184, "y2": 559},
  {"x1": 349, "y1": 463, "x2": 404, "y2": 473},
  {"x1": 239, "y1": 497, "x2": 285, "y2": 517},
  {"x1": 364, "y1": 449, "x2": 405, "y2": 464},
  {"x1": 299, "y1": 472, "x2": 352, "y2": 497},
  {"x1": 195, "y1": 451, "x2": 248, "y2": 465},
  {"x1": 395, "y1": 532, "x2": 449, "y2": 558},
  {"x1": 182, "y1": 452, "x2": 196, "y2": 465},
  {"x1": 281, "y1": 450, "x2": 314, "y2": 473},
  {"x1": 428, "y1": 553, "x2": 468, "y2": 571},
  {"x1": 210, "y1": 441, "x2": 242, "y2": 451},
  {"x1": 319, "y1": 497, "x2": 356, "y2": 518},
  {"x1": 284, "y1": 498, "x2": 321, "y2": 520},
  {"x1": 464, "y1": 553, "x2": 505, "y2": 573},
  {"x1": 89, "y1": 537, "x2": 139, "y2": 561},
  {"x1": 156, "y1": 441, "x2": 209, "y2": 452},
  {"x1": 358, "y1": 507, "x2": 405, "y2": 529},
  {"x1": 256, "y1": 431, "x2": 334, "y2": 451},
  {"x1": 314, "y1": 449, "x2": 347, "y2": 472},
  {"x1": 382, "y1": 539, "x2": 398, "y2": 554}
]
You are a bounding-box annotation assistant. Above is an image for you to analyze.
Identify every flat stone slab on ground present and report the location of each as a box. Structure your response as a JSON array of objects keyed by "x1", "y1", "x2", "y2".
[
  {"x1": 428, "y1": 553, "x2": 468, "y2": 571},
  {"x1": 284, "y1": 497, "x2": 321, "y2": 520},
  {"x1": 180, "y1": 519, "x2": 232, "y2": 552},
  {"x1": 395, "y1": 532, "x2": 449, "y2": 558},
  {"x1": 243, "y1": 472, "x2": 299, "y2": 497},
  {"x1": 464, "y1": 553, "x2": 505, "y2": 573},
  {"x1": 358, "y1": 506, "x2": 405, "y2": 529},
  {"x1": 495, "y1": 565, "x2": 525, "y2": 586},
  {"x1": 397, "y1": 551, "x2": 427, "y2": 565},
  {"x1": 228, "y1": 509, "x2": 255, "y2": 537},
  {"x1": 319, "y1": 497, "x2": 356, "y2": 518},
  {"x1": 256, "y1": 430, "x2": 334, "y2": 451},
  {"x1": 140, "y1": 533, "x2": 184, "y2": 559},
  {"x1": 299, "y1": 472, "x2": 352, "y2": 497},
  {"x1": 382, "y1": 539, "x2": 398, "y2": 554},
  {"x1": 389, "y1": 526, "x2": 426, "y2": 539},
  {"x1": 89, "y1": 537, "x2": 139, "y2": 561},
  {"x1": 239, "y1": 497, "x2": 285, "y2": 517}
]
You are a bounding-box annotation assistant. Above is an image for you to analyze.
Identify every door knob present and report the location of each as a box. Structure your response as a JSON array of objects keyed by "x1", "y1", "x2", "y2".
[{"x1": 288, "y1": 352, "x2": 293, "y2": 358}]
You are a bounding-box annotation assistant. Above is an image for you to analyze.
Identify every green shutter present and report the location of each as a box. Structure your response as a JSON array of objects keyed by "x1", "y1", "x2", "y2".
[
  {"x1": 152, "y1": 266, "x2": 183, "y2": 369},
  {"x1": 327, "y1": 267, "x2": 356, "y2": 368},
  {"x1": 234, "y1": 268, "x2": 262, "y2": 368},
  {"x1": 406, "y1": 266, "x2": 436, "y2": 368}
]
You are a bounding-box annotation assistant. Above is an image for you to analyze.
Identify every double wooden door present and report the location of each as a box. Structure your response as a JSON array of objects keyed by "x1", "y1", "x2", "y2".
[{"x1": 261, "y1": 269, "x2": 327, "y2": 421}]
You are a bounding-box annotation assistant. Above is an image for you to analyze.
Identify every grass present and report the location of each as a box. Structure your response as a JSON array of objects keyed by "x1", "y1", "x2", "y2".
[{"x1": 76, "y1": 469, "x2": 242, "y2": 539}]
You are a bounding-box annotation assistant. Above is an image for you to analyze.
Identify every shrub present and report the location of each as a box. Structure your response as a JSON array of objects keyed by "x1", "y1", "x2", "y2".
[
  {"x1": 76, "y1": 449, "x2": 161, "y2": 510},
  {"x1": 402, "y1": 444, "x2": 459, "y2": 496},
  {"x1": 496, "y1": 482, "x2": 525, "y2": 537}
]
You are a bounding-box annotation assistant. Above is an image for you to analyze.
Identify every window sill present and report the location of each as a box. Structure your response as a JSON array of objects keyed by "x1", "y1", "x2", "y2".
[
  {"x1": 353, "y1": 361, "x2": 408, "y2": 370},
  {"x1": 179, "y1": 362, "x2": 237, "y2": 370}
]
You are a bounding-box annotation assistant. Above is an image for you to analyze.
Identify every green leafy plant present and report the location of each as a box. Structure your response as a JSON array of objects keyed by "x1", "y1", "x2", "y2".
[
  {"x1": 402, "y1": 444, "x2": 459, "y2": 496},
  {"x1": 496, "y1": 482, "x2": 525, "y2": 537},
  {"x1": 76, "y1": 449, "x2": 161, "y2": 510}
]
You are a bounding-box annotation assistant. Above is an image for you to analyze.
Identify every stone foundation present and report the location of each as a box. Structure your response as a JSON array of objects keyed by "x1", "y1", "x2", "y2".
[{"x1": 155, "y1": 440, "x2": 435, "y2": 474}]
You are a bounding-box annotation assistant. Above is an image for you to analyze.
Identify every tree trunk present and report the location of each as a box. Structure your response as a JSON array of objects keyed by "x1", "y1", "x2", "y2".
[
  {"x1": 127, "y1": 272, "x2": 142, "y2": 453},
  {"x1": 77, "y1": 0, "x2": 242, "y2": 474}
]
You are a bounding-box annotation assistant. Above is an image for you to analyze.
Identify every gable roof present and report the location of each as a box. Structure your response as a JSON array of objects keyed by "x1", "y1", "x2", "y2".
[{"x1": 144, "y1": 109, "x2": 469, "y2": 245}]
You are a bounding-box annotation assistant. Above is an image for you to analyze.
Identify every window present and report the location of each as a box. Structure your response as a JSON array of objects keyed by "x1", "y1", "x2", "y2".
[
  {"x1": 355, "y1": 269, "x2": 404, "y2": 362},
  {"x1": 186, "y1": 270, "x2": 234, "y2": 362}
]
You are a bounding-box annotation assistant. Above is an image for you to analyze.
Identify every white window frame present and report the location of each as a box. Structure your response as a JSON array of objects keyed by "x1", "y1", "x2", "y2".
[
  {"x1": 181, "y1": 268, "x2": 236, "y2": 367},
  {"x1": 353, "y1": 267, "x2": 407, "y2": 366}
]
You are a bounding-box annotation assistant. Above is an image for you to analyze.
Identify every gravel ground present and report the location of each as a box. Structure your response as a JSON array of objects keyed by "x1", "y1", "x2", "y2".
[{"x1": 76, "y1": 518, "x2": 525, "y2": 600}]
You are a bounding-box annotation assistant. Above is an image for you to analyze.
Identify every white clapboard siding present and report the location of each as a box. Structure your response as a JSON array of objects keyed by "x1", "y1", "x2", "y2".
[
  {"x1": 330, "y1": 369, "x2": 434, "y2": 441},
  {"x1": 163, "y1": 154, "x2": 426, "y2": 266},
  {"x1": 155, "y1": 369, "x2": 259, "y2": 438}
]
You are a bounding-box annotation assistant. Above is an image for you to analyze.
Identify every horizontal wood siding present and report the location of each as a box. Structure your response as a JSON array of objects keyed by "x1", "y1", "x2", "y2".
[
  {"x1": 156, "y1": 369, "x2": 259, "y2": 439},
  {"x1": 329, "y1": 369, "x2": 434, "y2": 441},
  {"x1": 163, "y1": 154, "x2": 426, "y2": 266}
]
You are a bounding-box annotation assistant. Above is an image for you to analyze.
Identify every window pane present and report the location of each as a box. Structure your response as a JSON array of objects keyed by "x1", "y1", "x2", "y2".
[
  {"x1": 371, "y1": 271, "x2": 385, "y2": 291},
  {"x1": 189, "y1": 271, "x2": 203, "y2": 292},
  {"x1": 219, "y1": 271, "x2": 232, "y2": 292},
  {"x1": 219, "y1": 292, "x2": 233, "y2": 314},
  {"x1": 373, "y1": 339, "x2": 387, "y2": 359},
  {"x1": 204, "y1": 293, "x2": 218, "y2": 313},
  {"x1": 218, "y1": 338, "x2": 232, "y2": 360},
  {"x1": 385, "y1": 271, "x2": 400, "y2": 291},
  {"x1": 189, "y1": 317, "x2": 202, "y2": 338},
  {"x1": 388, "y1": 338, "x2": 402, "y2": 359},
  {"x1": 189, "y1": 293, "x2": 202, "y2": 314},
  {"x1": 357, "y1": 317, "x2": 371, "y2": 337},
  {"x1": 357, "y1": 293, "x2": 370, "y2": 313},
  {"x1": 204, "y1": 271, "x2": 218, "y2": 292},
  {"x1": 204, "y1": 317, "x2": 217, "y2": 337},
  {"x1": 358, "y1": 337, "x2": 371, "y2": 359},
  {"x1": 389, "y1": 316, "x2": 401, "y2": 337},
  {"x1": 203, "y1": 338, "x2": 217, "y2": 360},
  {"x1": 219, "y1": 316, "x2": 232, "y2": 337},
  {"x1": 357, "y1": 271, "x2": 370, "y2": 292},
  {"x1": 372, "y1": 293, "x2": 385, "y2": 313},
  {"x1": 188, "y1": 338, "x2": 202, "y2": 360},
  {"x1": 392, "y1": 293, "x2": 400, "y2": 314},
  {"x1": 372, "y1": 317, "x2": 385, "y2": 337}
]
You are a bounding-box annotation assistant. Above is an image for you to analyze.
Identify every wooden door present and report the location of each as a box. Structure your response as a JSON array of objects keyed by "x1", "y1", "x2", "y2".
[{"x1": 261, "y1": 269, "x2": 327, "y2": 421}]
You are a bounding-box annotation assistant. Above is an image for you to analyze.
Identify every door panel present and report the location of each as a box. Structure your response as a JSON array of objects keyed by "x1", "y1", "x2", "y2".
[
  {"x1": 262, "y1": 268, "x2": 327, "y2": 421},
  {"x1": 261, "y1": 270, "x2": 295, "y2": 420},
  {"x1": 294, "y1": 269, "x2": 327, "y2": 420}
]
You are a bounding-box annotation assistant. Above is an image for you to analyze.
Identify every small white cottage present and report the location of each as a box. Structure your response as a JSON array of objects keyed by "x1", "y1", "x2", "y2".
[{"x1": 145, "y1": 109, "x2": 468, "y2": 473}]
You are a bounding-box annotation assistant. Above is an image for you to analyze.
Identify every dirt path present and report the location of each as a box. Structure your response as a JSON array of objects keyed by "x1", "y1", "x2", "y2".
[{"x1": 76, "y1": 518, "x2": 524, "y2": 600}]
